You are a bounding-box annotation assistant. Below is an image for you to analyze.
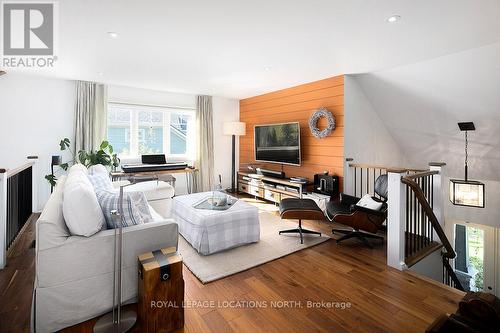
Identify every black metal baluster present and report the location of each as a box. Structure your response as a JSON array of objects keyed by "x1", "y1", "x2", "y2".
[
  {"x1": 366, "y1": 167, "x2": 369, "y2": 195},
  {"x1": 5, "y1": 167, "x2": 33, "y2": 250},
  {"x1": 430, "y1": 175, "x2": 434, "y2": 242},
  {"x1": 373, "y1": 168, "x2": 376, "y2": 198},
  {"x1": 411, "y1": 185, "x2": 415, "y2": 255},
  {"x1": 354, "y1": 167, "x2": 357, "y2": 197},
  {"x1": 405, "y1": 185, "x2": 409, "y2": 257},
  {"x1": 360, "y1": 168, "x2": 363, "y2": 196},
  {"x1": 424, "y1": 176, "x2": 428, "y2": 245}
]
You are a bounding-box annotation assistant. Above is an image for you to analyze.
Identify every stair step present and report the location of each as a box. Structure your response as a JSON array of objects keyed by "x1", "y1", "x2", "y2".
[{"x1": 405, "y1": 241, "x2": 443, "y2": 268}]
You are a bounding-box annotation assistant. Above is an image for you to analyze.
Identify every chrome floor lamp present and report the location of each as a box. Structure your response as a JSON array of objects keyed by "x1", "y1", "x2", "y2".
[{"x1": 94, "y1": 184, "x2": 137, "y2": 333}]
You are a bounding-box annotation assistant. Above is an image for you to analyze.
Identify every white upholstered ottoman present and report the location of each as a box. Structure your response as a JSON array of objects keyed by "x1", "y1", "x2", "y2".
[{"x1": 173, "y1": 192, "x2": 260, "y2": 255}]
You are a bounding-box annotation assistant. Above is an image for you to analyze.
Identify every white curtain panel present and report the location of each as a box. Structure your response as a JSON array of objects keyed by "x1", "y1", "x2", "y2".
[
  {"x1": 195, "y1": 95, "x2": 215, "y2": 192},
  {"x1": 74, "y1": 81, "x2": 108, "y2": 154}
]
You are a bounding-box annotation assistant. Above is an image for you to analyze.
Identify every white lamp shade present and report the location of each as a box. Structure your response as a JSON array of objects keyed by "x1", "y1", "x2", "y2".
[{"x1": 223, "y1": 122, "x2": 246, "y2": 136}]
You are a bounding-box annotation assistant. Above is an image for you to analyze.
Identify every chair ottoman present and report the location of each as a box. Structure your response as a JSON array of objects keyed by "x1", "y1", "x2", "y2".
[{"x1": 278, "y1": 198, "x2": 325, "y2": 244}]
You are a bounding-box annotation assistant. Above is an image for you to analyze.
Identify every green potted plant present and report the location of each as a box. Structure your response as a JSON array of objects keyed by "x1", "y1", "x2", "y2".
[{"x1": 45, "y1": 138, "x2": 120, "y2": 186}]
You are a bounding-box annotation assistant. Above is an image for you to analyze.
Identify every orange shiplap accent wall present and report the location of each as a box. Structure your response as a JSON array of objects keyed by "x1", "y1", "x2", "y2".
[{"x1": 239, "y1": 75, "x2": 344, "y2": 190}]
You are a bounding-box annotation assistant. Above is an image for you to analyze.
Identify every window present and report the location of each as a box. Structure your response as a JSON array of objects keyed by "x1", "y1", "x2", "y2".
[
  {"x1": 454, "y1": 224, "x2": 485, "y2": 292},
  {"x1": 107, "y1": 103, "x2": 196, "y2": 160}
]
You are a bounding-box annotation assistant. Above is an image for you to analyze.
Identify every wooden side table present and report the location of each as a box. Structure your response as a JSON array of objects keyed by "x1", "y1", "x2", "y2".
[{"x1": 138, "y1": 247, "x2": 184, "y2": 332}]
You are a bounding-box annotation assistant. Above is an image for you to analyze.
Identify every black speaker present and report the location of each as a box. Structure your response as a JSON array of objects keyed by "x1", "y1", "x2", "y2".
[
  {"x1": 313, "y1": 173, "x2": 339, "y2": 197},
  {"x1": 256, "y1": 168, "x2": 286, "y2": 179}
]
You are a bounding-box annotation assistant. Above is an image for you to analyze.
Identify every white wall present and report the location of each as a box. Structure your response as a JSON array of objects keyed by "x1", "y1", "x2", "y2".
[
  {"x1": 444, "y1": 178, "x2": 500, "y2": 228},
  {"x1": 0, "y1": 73, "x2": 75, "y2": 210},
  {"x1": 212, "y1": 97, "x2": 240, "y2": 189},
  {"x1": 344, "y1": 75, "x2": 406, "y2": 167},
  {"x1": 343, "y1": 75, "x2": 408, "y2": 196},
  {"x1": 409, "y1": 249, "x2": 443, "y2": 283}
]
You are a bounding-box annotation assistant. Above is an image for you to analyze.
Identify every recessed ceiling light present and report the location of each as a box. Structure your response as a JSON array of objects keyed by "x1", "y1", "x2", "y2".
[
  {"x1": 97, "y1": 72, "x2": 104, "y2": 76},
  {"x1": 107, "y1": 31, "x2": 119, "y2": 38},
  {"x1": 386, "y1": 15, "x2": 401, "y2": 23},
  {"x1": 264, "y1": 66, "x2": 271, "y2": 71}
]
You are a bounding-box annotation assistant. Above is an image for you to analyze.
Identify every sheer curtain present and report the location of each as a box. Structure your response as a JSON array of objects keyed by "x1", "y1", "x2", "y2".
[
  {"x1": 74, "y1": 81, "x2": 108, "y2": 154},
  {"x1": 195, "y1": 95, "x2": 215, "y2": 192}
]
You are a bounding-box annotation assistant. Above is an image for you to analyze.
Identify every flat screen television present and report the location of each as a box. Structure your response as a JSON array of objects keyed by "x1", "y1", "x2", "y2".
[{"x1": 254, "y1": 122, "x2": 301, "y2": 166}]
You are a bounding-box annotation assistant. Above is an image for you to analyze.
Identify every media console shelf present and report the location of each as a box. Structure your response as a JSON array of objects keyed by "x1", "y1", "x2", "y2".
[{"x1": 237, "y1": 171, "x2": 310, "y2": 203}]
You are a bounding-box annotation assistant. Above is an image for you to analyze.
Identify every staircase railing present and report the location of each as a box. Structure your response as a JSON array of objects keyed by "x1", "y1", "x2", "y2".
[
  {"x1": 379, "y1": 162, "x2": 464, "y2": 290},
  {"x1": 344, "y1": 158, "x2": 423, "y2": 198},
  {"x1": 0, "y1": 156, "x2": 38, "y2": 269}
]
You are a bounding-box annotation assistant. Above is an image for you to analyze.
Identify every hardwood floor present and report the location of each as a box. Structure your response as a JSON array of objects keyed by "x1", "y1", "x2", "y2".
[
  {"x1": 0, "y1": 213, "x2": 38, "y2": 333},
  {"x1": 0, "y1": 198, "x2": 464, "y2": 333}
]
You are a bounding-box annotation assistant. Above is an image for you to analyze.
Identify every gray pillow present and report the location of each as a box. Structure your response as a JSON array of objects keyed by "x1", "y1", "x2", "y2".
[{"x1": 95, "y1": 190, "x2": 153, "y2": 229}]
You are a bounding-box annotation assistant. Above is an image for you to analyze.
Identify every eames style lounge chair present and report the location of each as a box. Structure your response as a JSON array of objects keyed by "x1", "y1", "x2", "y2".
[{"x1": 326, "y1": 174, "x2": 388, "y2": 247}]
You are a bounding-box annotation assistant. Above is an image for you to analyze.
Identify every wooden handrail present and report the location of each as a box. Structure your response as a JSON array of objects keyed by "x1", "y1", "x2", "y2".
[
  {"x1": 442, "y1": 256, "x2": 464, "y2": 289},
  {"x1": 6, "y1": 161, "x2": 35, "y2": 178},
  {"x1": 404, "y1": 170, "x2": 439, "y2": 180},
  {"x1": 401, "y1": 176, "x2": 455, "y2": 259},
  {"x1": 348, "y1": 163, "x2": 424, "y2": 173}
]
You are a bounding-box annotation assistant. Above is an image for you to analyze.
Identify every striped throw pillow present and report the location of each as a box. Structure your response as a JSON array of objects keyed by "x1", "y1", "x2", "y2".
[{"x1": 96, "y1": 190, "x2": 153, "y2": 229}]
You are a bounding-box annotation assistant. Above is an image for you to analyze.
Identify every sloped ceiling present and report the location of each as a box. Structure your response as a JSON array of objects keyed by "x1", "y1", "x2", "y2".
[{"x1": 355, "y1": 42, "x2": 500, "y2": 181}]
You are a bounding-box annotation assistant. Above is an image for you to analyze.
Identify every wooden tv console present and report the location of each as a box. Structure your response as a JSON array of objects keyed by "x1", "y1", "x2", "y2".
[{"x1": 237, "y1": 171, "x2": 309, "y2": 203}]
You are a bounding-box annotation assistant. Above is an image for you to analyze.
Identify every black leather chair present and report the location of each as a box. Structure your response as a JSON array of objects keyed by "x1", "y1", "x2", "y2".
[{"x1": 326, "y1": 174, "x2": 388, "y2": 247}]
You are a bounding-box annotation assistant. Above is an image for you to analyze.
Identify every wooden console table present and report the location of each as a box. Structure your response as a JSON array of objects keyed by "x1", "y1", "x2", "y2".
[
  {"x1": 237, "y1": 171, "x2": 312, "y2": 203},
  {"x1": 111, "y1": 168, "x2": 198, "y2": 194}
]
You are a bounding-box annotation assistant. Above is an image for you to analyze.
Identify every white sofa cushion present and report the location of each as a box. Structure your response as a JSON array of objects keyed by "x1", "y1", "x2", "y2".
[
  {"x1": 124, "y1": 180, "x2": 175, "y2": 201},
  {"x1": 355, "y1": 194, "x2": 383, "y2": 211},
  {"x1": 37, "y1": 176, "x2": 70, "y2": 250},
  {"x1": 63, "y1": 166, "x2": 105, "y2": 236}
]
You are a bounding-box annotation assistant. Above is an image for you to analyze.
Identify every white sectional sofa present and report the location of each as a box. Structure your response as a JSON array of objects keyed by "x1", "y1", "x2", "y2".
[{"x1": 32, "y1": 165, "x2": 179, "y2": 333}]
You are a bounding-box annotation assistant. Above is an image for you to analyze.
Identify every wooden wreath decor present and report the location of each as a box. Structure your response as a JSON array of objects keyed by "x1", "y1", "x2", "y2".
[{"x1": 309, "y1": 108, "x2": 335, "y2": 139}]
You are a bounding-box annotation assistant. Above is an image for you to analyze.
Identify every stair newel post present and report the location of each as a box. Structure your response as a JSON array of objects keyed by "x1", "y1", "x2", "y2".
[
  {"x1": 429, "y1": 162, "x2": 446, "y2": 229},
  {"x1": 387, "y1": 169, "x2": 407, "y2": 270}
]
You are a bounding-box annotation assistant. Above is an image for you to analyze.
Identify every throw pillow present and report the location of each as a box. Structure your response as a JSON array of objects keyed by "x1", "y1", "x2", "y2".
[
  {"x1": 96, "y1": 190, "x2": 153, "y2": 229},
  {"x1": 355, "y1": 194, "x2": 383, "y2": 211},
  {"x1": 88, "y1": 164, "x2": 108, "y2": 175},
  {"x1": 87, "y1": 173, "x2": 113, "y2": 192},
  {"x1": 63, "y1": 169, "x2": 105, "y2": 237},
  {"x1": 68, "y1": 163, "x2": 89, "y2": 175}
]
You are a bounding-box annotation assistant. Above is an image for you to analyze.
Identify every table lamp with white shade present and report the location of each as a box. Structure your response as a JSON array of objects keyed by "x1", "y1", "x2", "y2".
[{"x1": 223, "y1": 122, "x2": 246, "y2": 192}]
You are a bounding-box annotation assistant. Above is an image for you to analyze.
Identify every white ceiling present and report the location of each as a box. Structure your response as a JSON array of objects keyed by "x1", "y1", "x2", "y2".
[
  {"x1": 9, "y1": 0, "x2": 500, "y2": 98},
  {"x1": 355, "y1": 41, "x2": 500, "y2": 181}
]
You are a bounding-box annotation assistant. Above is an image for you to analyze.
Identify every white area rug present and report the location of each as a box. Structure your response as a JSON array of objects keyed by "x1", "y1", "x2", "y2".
[{"x1": 178, "y1": 204, "x2": 330, "y2": 284}]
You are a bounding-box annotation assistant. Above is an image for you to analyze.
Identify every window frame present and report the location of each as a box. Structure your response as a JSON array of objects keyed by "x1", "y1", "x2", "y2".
[{"x1": 107, "y1": 102, "x2": 196, "y2": 162}]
